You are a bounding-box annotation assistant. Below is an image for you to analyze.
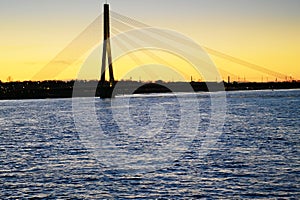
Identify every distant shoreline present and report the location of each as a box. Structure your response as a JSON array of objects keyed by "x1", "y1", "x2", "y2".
[{"x1": 0, "y1": 80, "x2": 299, "y2": 100}]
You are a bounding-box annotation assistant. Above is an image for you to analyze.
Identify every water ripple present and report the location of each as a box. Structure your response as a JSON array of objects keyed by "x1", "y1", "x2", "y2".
[{"x1": 0, "y1": 90, "x2": 299, "y2": 198}]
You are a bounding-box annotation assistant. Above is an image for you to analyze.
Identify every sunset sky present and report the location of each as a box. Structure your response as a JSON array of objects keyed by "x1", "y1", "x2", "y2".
[{"x1": 0, "y1": 0, "x2": 299, "y2": 82}]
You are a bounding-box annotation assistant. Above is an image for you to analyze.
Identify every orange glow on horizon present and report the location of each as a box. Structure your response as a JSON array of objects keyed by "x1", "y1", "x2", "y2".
[{"x1": 0, "y1": 1, "x2": 299, "y2": 83}]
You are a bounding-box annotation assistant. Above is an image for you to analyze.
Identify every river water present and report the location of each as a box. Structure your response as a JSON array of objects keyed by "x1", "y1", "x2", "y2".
[{"x1": 0, "y1": 89, "x2": 299, "y2": 199}]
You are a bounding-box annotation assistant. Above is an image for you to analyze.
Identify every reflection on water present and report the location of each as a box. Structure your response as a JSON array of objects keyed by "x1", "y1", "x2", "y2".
[{"x1": 0, "y1": 89, "x2": 299, "y2": 198}]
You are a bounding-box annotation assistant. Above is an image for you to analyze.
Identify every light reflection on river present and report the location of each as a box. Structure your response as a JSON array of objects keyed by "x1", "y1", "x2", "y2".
[{"x1": 0, "y1": 89, "x2": 299, "y2": 199}]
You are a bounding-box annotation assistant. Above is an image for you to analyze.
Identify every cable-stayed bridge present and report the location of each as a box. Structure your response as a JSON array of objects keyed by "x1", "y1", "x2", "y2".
[{"x1": 32, "y1": 3, "x2": 289, "y2": 85}]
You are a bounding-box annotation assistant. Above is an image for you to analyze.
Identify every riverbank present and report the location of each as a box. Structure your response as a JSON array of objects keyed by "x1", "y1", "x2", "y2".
[{"x1": 0, "y1": 80, "x2": 299, "y2": 100}]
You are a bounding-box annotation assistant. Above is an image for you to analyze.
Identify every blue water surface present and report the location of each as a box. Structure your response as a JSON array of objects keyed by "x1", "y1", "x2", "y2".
[{"x1": 0, "y1": 89, "x2": 299, "y2": 199}]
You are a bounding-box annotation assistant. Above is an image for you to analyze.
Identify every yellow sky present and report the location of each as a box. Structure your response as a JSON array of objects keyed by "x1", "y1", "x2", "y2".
[{"x1": 0, "y1": 0, "x2": 299, "y2": 82}]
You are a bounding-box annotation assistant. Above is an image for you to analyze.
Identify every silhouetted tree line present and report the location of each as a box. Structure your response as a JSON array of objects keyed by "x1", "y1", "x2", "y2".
[{"x1": 0, "y1": 80, "x2": 299, "y2": 100}]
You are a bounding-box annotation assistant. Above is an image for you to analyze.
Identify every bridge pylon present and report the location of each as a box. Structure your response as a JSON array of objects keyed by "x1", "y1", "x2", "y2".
[{"x1": 99, "y1": 3, "x2": 115, "y2": 98}]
